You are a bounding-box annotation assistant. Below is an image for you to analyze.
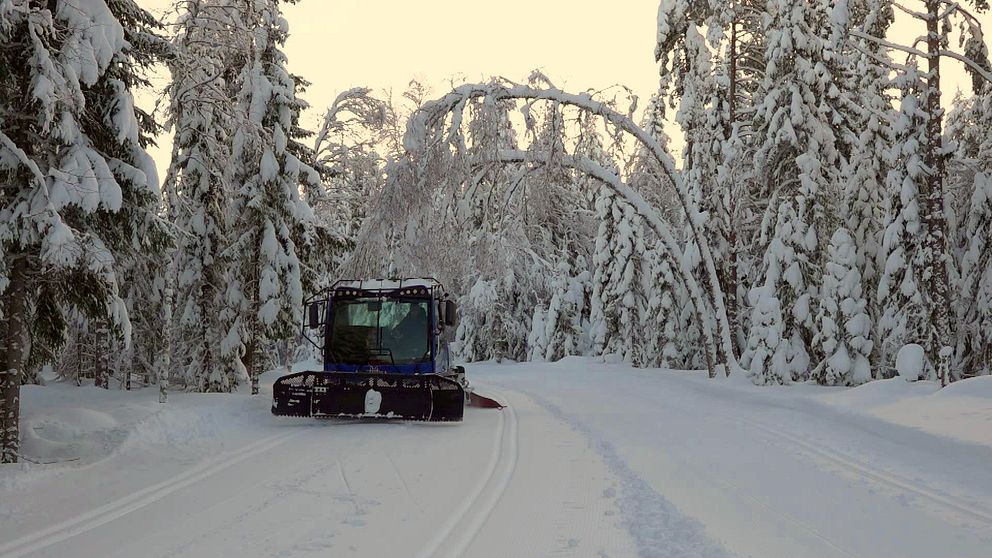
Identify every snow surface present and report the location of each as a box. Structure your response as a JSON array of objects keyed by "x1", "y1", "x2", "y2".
[{"x1": 2, "y1": 360, "x2": 991, "y2": 557}]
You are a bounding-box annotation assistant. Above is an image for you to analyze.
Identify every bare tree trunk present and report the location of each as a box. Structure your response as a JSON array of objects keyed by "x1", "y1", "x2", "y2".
[
  {"x1": 924, "y1": 0, "x2": 954, "y2": 387},
  {"x1": 2, "y1": 259, "x2": 29, "y2": 463}
]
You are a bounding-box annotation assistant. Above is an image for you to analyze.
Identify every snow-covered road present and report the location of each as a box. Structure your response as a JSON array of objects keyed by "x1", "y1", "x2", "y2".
[{"x1": 2, "y1": 360, "x2": 991, "y2": 558}]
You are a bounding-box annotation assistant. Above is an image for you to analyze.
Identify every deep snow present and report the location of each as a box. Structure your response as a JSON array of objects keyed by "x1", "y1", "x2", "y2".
[{"x1": 2, "y1": 360, "x2": 991, "y2": 557}]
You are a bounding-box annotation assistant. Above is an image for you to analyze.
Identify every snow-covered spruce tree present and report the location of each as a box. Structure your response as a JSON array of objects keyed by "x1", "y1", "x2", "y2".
[
  {"x1": 956, "y1": 169, "x2": 992, "y2": 377},
  {"x1": 947, "y1": 88, "x2": 992, "y2": 378},
  {"x1": 638, "y1": 247, "x2": 685, "y2": 368},
  {"x1": 537, "y1": 258, "x2": 592, "y2": 361},
  {"x1": 100, "y1": 0, "x2": 171, "y2": 390},
  {"x1": 676, "y1": 43, "x2": 731, "y2": 369},
  {"x1": 580, "y1": 111, "x2": 648, "y2": 364},
  {"x1": 741, "y1": 286, "x2": 788, "y2": 384},
  {"x1": 225, "y1": 0, "x2": 317, "y2": 395},
  {"x1": 748, "y1": 0, "x2": 849, "y2": 381},
  {"x1": 1, "y1": 0, "x2": 162, "y2": 462},
  {"x1": 745, "y1": 202, "x2": 813, "y2": 383},
  {"x1": 588, "y1": 185, "x2": 617, "y2": 358},
  {"x1": 164, "y1": 0, "x2": 244, "y2": 392},
  {"x1": 876, "y1": 66, "x2": 935, "y2": 379},
  {"x1": 855, "y1": 0, "x2": 992, "y2": 385},
  {"x1": 589, "y1": 189, "x2": 648, "y2": 363},
  {"x1": 813, "y1": 228, "x2": 872, "y2": 385},
  {"x1": 833, "y1": 0, "x2": 895, "y2": 355}
]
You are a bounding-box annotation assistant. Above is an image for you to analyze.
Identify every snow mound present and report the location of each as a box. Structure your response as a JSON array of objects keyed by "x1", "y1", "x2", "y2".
[
  {"x1": 896, "y1": 343, "x2": 926, "y2": 381},
  {"x1": 819, "y1": 377, "x2": 940, "y2": 408},
  {"x1": 935, "y1": 375, "x2": 992, "y2": 398},
  {"x1": 21, "y1": 407, "x2": 124, "y2": 464}
]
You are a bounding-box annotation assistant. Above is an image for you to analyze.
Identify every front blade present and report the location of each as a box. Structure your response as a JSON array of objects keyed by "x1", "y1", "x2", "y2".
[{"x1": 271, "y1": 371, "x2": 465, "y2": 421}]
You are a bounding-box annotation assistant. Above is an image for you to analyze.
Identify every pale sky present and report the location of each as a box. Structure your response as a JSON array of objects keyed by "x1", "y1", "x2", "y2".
[{"x1": 139, "y1": 0, "x2": 989, "y2": 177}]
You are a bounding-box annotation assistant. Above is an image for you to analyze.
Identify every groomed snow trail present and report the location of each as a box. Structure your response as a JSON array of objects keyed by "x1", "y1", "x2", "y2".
[
  {"x1": 416, "y1": 395, "x2": 518, "y2": 558},
  {"x1": 0, "y1": 430, "x2": 302, "y2": 558},
  {"x1": 1, "y1": 375, "x2": 647, "y2": 558},
  {"x1": 473, "y1": 359, "x2": 992, "y2": 558},
  {"x1": 7, "y1": 360, "x2": 984, "y2": 557}
]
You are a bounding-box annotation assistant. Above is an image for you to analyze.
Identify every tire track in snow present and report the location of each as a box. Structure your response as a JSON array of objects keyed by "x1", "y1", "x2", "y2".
[
  {"x1": 0, "y1": 429, "x2": 304, "y2": 558},
  {"x1": 416, "y1": 395, "x2": 519, "y2": 558}
]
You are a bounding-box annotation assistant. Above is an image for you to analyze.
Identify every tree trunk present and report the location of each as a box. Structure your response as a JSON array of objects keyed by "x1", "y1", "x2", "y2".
[
  {"x1": 158, "y1": 285, "x2": 173, "y2": 404},
  {"x1": 2, "y1": 259, "x2": 29, "y2": 463},
  {"x1": 924, "y1": 0, "x2": 954, "y2": 387},
  {"x1": 246, "y1": 332, "x2": 259, "y2": 396},
  {"x1": 94, "y1": 322, "x2": 109, "y2": 389}
]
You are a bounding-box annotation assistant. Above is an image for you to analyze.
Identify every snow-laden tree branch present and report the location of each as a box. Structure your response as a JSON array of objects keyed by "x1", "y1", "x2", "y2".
[
  {"x1": 403, "y1": 81, "x2": 742, "y2": 375},
  {"x1": 851, "y1": 29, "x2": 992, "y2": 84},
  {"x1": 498, "y1": 148, "x2": 719, "y2": 373}
]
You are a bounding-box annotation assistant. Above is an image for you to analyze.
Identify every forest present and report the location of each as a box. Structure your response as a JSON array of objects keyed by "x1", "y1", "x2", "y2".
[{"x1": 1, "y1": 0, "x2": 991, "y2": 464}]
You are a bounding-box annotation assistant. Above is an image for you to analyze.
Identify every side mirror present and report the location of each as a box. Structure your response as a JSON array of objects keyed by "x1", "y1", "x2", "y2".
[
  {"x1": 443, "y1": 300, "x2": 457, "y2": 327},
  {"x1": 307, "y1": 301, "x2": 323, "y2": 329}
]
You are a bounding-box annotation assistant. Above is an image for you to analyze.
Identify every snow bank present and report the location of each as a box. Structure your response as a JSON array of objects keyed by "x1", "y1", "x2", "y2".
[
  {"x1": 815, "y1": 374, "x2": 992, "y2": 448},
  {"x1": 20, "y1": 407, "x2": 122, "y2": 464},
  {"x1": 935, "y1": 375, "x2": 992, "y2": 398},
  {"x1": 3, "y1": 372, "x2": 284, "y2": 489}
]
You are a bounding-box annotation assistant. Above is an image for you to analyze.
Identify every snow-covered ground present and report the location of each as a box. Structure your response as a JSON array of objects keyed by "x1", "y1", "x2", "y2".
[{"x1": 2, "y1": 360, "x2": 991, "y2": 558}]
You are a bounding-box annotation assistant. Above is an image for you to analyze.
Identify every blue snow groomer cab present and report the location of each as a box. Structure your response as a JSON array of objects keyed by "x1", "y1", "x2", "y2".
[{"x1": 271, "y1": 278, "x2": 487, "y2": 421}]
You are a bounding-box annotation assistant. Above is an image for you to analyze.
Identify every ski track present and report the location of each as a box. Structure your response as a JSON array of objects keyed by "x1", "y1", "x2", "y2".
[
  {"x1": 416, "y1": 395, "x2": 519, "y2": 558},
  {"x1": 652, "y1": 386, "x2": 992, "y2": 529},
  {"x1": 0, "y1": 430, "x2": 302, "y2": 558},
  {"x1": 734, "y1": 414, "x2": 992, "y2": 527}
]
